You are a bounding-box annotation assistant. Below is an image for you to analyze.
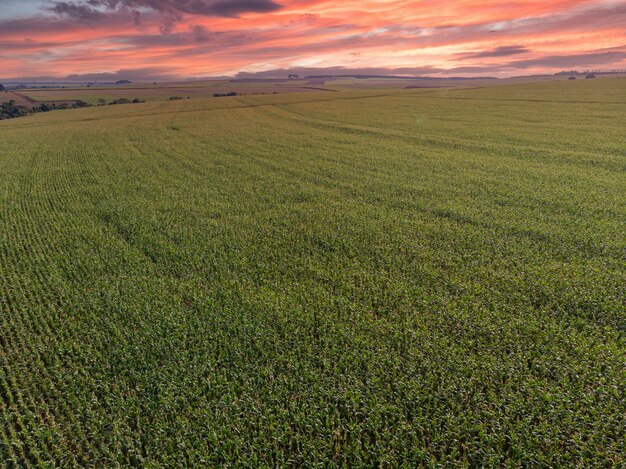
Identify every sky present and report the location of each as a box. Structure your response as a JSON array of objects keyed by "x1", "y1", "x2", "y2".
[{"x1": 0, "y1": 0, "x2": 625, "y2": 80}]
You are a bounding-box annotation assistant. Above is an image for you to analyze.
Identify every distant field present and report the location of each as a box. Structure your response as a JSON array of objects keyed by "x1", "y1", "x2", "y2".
[
  {"x1": 15, "y1": 74, "x2": 616, "y2": 105},
  {"x1": 17, "y1": 80, "x2": 333, "y2": 105},
  {"x1": 0, "y1": 91, "x2": 37, "y2": 107},
  {"x1": 1, "y1": 78, "x2": 625, "y2": 466}
]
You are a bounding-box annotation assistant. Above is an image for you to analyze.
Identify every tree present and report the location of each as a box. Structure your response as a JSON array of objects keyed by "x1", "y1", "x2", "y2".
[
  {"x1": 0, "y1": 100, "x2": 29, "y2": 119},
  {"x1": 0, "y1": 84, "x2": 5, "y2": 92}
]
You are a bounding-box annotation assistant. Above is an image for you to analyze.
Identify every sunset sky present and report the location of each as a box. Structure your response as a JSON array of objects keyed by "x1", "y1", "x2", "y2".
[{"x1": 0, "y1": 0, "x2": 625, "y2": 80}]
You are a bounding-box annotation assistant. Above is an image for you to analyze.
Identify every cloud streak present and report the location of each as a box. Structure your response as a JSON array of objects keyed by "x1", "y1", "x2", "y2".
[
  {"x1": 462, "y1": 45, "x2": 530, "y2": 59},
  {"x1": 50, "y1": 0, "x2": 282, "y2": 19}
]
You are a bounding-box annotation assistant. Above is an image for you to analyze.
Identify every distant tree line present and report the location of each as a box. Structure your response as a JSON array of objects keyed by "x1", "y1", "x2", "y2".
[
  {"x1": 1, "y1": 100, "x2": 29, "y2": 119},
  {"x1": 1, "y1": 94, "x2": 160, "y2": 120},
  {"x1": 0, "y1": 99, "x2": 90, "y2": 120},
  {"x1": 213, "y1": 92, "x2": 238, "y2": 97},
  {"x1": 101, "y1": 98, "x2": 146, "y2": 105}
]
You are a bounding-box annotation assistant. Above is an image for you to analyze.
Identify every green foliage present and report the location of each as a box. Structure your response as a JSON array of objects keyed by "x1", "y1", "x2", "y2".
[
  {"x1": 2, "y1": 100, "x2": 92, "y2": 119},
  {"x1": 109, "y1": 98, "x2": 146, "y2": 105},
  {"x1": 0, "y1": 100, "x2": 29, "y2": 119},
  {"x1": 0, "y1": 78, "x2": 624, "y2": 466}
]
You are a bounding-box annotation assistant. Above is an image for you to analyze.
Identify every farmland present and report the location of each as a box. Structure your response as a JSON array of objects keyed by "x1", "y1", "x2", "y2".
[
  {"x1": 0, "y1": 92, "x2": 38, "y2": 108},
  {"x1": 12, "y1": 79, "x2": 333, "y2": 105},
  {"x1": 0, "y1": 78, "x2": 625, "y2": 466},
  {"x1": 8, "y1": 73, "x2": 600, "y2": 106}
]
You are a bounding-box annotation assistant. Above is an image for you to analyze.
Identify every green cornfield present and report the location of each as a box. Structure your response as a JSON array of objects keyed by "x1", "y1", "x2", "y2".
[{"x1": 1, "y1": 78, "x2": 625, "y2": 466}]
